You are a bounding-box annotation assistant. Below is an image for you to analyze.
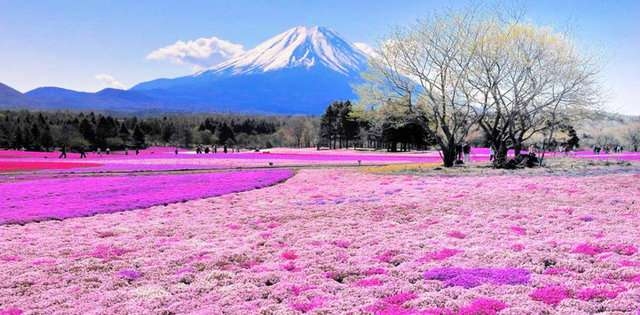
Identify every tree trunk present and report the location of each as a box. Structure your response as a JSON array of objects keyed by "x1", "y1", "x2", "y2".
[
  {"x1": 513, "y1": 142, "x2": 522, "y2": 157},
  {"x1": 442, "y1": 146, "x2": 457, "y2": 167},
  {"x1": 492, "y1": 142, "x2": 509, "y2": 168}
]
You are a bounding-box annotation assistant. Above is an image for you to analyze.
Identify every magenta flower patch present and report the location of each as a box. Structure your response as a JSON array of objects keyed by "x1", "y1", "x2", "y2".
[
  {"x1": 0, "y1": 308, "x2": 23, "y2": 315},
  {"x1": 0, "y1": 169, "x2": 293, "y2": 224},
  {"x1": 510, "y1": 226, "x2": 526, "y2": 235},
  {"x1": 511, "y1": 244, "x2": 525, "y2": 252},
  {"x1": 572, "y1": 243, "x2": 605, "y2": 256},
  {"x1": 572, "y1": 243, "x2": 637, "y2": 256},
  {"x1": 530, "y1": 285, "x2": 571, "y2": 305},
  {"x1": 447, "y1": 230, "x2": 467, "y2": 239},
  {"x1": 354, "y1": 277, "x2": 384, "y2": 287},
  {"x1": 381, "y1": 292, "x2": 417, "y2": 305},
  {"x1": 281, "y1": 250, "x2": 298, "y2": 260},
  {"x1": 457, "y1": 298, "x2": 507, "y2": 315},
  {"x1": 375, "y1": 250, "x2": 398, "y2": 263},
  {"x1": 117, "y1": 269, "x2": 142, "y2": 281},
  {"x1": 89, "y1": 245, "x2": 130, "y2": 261},
  {"x1": 290, "y1": 296, "x2": 325, "y2": 313},
  {"x1": 577, "y1": 287, "x2": 624, "y2": 301},
  {"x1": 423, "y1": 267, "x2": 530, "y2": 288},
  {"x1": 417, "y1": 248, "x2": 462, "y2": 263}
]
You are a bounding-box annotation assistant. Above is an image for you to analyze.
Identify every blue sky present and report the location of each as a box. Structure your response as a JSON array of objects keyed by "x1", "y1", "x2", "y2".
[{"x1": 0, "y1": 0, "x2": 638, "y2": 114}]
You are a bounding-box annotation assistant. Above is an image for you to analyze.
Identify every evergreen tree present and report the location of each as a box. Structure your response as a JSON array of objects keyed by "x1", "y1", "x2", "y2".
[
  {"x1": 161, "y1": 123, "x2": 175, "y2": 143},
  {"x1": 12, "y1": 127, "x2": 23, "y2": 148},
  {"x1": 30, "y1": 123, "x2": 41, "y2": 148},
  {"x1": 40, "y1": 125, "x2": 54, "y2": 151},
  {"x1": 79, "y1": 118, "x2": 96, "y2": 146},
  {"x1": 217, "y1": 122, "x2": 235, "y2": 144},
  {"x1": 118, "y1": 122, "x2": 130, "y2": 144},
  {"x1": 22, "y1": 126, "x2": 33, "y2": 149},
  {"x1": 182, "y1": 128, "x2": 194, "y2": 147},
  {"x1": 133, "y1": 125, "x2": 146, "y2": 148},
  {"x1": 95, "y1": 117, "x2": 110, "y2": 148}
]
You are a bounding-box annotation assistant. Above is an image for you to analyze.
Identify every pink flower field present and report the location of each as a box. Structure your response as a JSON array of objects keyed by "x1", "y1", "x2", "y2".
[
  {"x1": 3, "y1": 148, "x2": 640, "y2": 175},
  {"x1": 0, "y1": 169, "x2": 293, "y2": 224},
  {"x1": 1, "y1": 164, "x2": 640, "y2": 314}
]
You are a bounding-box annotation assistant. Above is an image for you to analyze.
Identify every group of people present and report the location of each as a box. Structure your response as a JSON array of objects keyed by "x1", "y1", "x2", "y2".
[
  {"x1": 57, "y1": 144, "x2": 246, "y2": 159},
  {"x1": 194, "y1": 144, "x2": 240, "y2": 154},
  {"x1": 592, "y1": 144, "x2": 624, "y2": 155},
  {"x1": 58, "y1": 146, "x2": 141, "y2": 159},
  {"x1": 488, "y1": 145, "x2": 540, "y2": 162}
]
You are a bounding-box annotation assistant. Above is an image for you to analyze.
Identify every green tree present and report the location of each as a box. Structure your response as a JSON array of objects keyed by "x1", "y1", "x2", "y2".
[
  {"x1": 40, "y1": 125, "x2": 54, "y2": 151},
  {"x1": 118, "y1": 122, "x2": 130, "y2": 145},
  {"x1": 132, "y1": 125, "x2": 146, "y2": 148},
  {"x1": 217, "y1": 122, "x2": 235, "y2": 144}
]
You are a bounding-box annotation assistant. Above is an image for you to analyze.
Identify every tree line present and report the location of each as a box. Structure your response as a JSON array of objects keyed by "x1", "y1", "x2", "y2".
[
  {"x1": 318, "y1": 100, "x2": 583, "y2": 155},
  {"x1": 319, "y1": 100, "x2": 436, "y2": 151},
  {"x1": 0, "y1": 110, "x2": 319, "y2": 151}
]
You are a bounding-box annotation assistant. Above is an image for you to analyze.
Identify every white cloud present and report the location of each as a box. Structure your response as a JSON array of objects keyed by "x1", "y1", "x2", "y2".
[
  {"x1": 95, "y1": 74, "x2": 126, "y2": 89},
  {"x1": 146, "y1": 36, "x2": 245, "y2": 70},
  {"x1": 353, "y1": 42, "x2": 378, "y2": 58}
]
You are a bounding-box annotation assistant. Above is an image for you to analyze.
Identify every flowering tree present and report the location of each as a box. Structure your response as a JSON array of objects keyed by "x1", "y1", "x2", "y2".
[
  {"x1": 468, "y1": 22, "x2": 599, "y2": 167},
  {"x1": 358, "y1": 11, "x2": 484, "y2": 166}
]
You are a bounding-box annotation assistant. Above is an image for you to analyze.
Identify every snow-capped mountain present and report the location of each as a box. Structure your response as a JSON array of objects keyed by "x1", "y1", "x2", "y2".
[
  {"x1": 1, "y1": 26, "x2": 371, "y2": 114},
  {"x1": 131, "y1": 26, "x2": 369, "y2": 113}
]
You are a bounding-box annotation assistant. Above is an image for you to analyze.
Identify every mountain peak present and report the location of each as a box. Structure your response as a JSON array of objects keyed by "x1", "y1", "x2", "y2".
[{"x1": 202, "y1": 25, "x2": 368, "y2": 76}]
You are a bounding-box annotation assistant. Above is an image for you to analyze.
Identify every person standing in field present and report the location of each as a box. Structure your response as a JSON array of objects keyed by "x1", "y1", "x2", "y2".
[
  {"x1": 213, "y1": 145, "x2": 217, "y2": 154},
  {"x1": 106, "y1": 147, "x2": 111, "y2": 155},
  {"x1": 79, "y1": 147, "x2": 87, "y2": 159},
  {"x1": 463, "y1": 143, "x2": 471, "y2": 163},
  {"x1": 174, "y1": 147, "x2": 179, "y2": 155},
  {"x1": 58, "y1": 146, "x2": 67, "y2": 159},
  {"x1": 97, "y1": 148, "x2": 102, "y2": 156},
  {"x1": 223, "y1": 144, "x2": 228, "y2": 154}
]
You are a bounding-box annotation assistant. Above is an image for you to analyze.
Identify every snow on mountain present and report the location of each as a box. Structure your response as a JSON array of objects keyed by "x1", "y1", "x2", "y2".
[{"x1": 203, "y1": 26, "x2": 368, "y2": 76}]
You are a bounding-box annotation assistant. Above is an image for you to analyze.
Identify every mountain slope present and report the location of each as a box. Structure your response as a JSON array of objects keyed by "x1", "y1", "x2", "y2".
[
  {"x1": 0, "y1": 83, "x2": 32, "y2": 108},
  {"x1": 26, "y1": 87, "x2": 163, "y2": 112}
]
